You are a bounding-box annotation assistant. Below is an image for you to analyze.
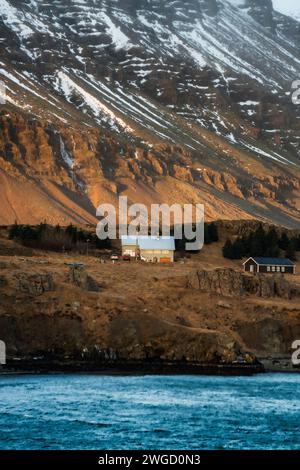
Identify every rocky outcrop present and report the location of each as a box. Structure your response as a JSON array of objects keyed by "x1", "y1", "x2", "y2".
[
  {"x1": 188, "y1": 268, "x2": 244, "y2": 296},
  {"x1": 0, "y1": 275, "x2": 7, "y2": 288},
  {"x1": 0, "y1": 1, "x2": 300, "y2": 228},
  {"x1": 237, "y1": 318, "x2": 300, "y2": 354},
  {"x1": 0, "y1": 313, "x2": 84, "y2": 357},
  {"x1": 67, "y1": 266, "x2": 100, "y2": 292},
  {"x1": 246, "y1": 0, "x2": 276, "y2": 33},
  {"x1": 16, "y1": 273, "x2": 55, "y2": 296},
  {"x1": 0, "y1": 244, "x2": 299, "y2": 371},
  {"x1": 188, "y1": 268, "x2": 297, "y2": 299},
  {"x1": 109, "y1": 321, "x2": 241, "y2": 364}
]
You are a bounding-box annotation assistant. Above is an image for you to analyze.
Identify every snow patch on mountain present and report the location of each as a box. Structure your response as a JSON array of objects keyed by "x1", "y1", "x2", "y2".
[
  {"x1": 0, "y1": 0, "x2": 33, "y2": 38},
  {"x1": 55, "y1": 71, "x2": 133, "y2": 132},
  {"x1": 99, "y1": 12, "x2": 132, "y2": 50},
  {"x1": 226, "y1": 0, "x2": 247, "y2": 7},
  {"x1": 0, "y1": 0, "x2": 299, "y2": 170}
]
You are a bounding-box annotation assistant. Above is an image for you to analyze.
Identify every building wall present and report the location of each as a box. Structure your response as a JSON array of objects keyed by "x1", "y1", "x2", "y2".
[
  {"x1": 122, "y1": 245, "x2": 138, "y2": 257},
  {"x1": 257, "y1": 265, "x2": 294, "y2": 274},
  {"x1": 140, "y1": 249, "x2": 174, "y2": 263},
  {"x1": 122, "y1": 245, "x2": 175, "y2": 262},
  {"x1": 244, "y1": 260, "x2": 258, "y2": 273}
]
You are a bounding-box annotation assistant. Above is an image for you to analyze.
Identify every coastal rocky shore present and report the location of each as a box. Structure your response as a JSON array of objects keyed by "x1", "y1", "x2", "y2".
[{"x1": 1, "y1": 237, "x2": 300, "y2": 374}]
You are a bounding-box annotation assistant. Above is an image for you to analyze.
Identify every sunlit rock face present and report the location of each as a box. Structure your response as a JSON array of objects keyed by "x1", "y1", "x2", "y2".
[{"x1": 0, "y1": 0, "x2": 300, "y2": 226}]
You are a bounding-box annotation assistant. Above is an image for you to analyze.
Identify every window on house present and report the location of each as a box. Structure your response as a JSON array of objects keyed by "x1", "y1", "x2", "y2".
[
  {"x1": 272, "y1": 266, "x2": 276, "y2": 272},
  {"x1": 277, "y1": 266, "x2": 281, "y2": 273},
  {"x1": 281, "y1": 267, "x2": 286, "y2": 273},
  {"x1": 267, "y1": 266, "x2": 271, "y2": 272}
]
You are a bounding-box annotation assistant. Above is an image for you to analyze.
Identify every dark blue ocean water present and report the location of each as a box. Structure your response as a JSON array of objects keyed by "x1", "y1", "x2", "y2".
[{"x1": 0, "y1": 373, "x2": 299, "y2": 450}]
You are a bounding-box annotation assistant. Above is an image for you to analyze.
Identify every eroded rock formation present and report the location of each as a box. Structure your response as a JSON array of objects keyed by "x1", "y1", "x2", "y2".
[{"x1": 188, "y1": 268, "x2": 297, "y2": 299}]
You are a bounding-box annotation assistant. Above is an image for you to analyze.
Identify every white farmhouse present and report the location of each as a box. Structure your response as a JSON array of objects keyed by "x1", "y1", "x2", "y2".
[{"x1": 121, "y1": 235, "x2": 175, "y2": 263}]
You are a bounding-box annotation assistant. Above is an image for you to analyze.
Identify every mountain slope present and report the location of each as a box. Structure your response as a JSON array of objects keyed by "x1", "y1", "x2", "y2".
[
  {"x1": 273, "y1": 0, "x2": 300, "y2": 22},
  {"x1": 0, "y1": 0, "x2": 300, "y2": 226}
]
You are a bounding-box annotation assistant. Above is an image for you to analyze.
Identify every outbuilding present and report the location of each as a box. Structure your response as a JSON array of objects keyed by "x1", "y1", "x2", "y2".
[
  {"x1": 121, "y1": 235, "x2": 175, "y2": 263},
  {"x1": 121, "y1": 235, "x2": 139, "y2": 258},
  {"x1": 243, "y1": 257, "x2": 296, "y2": 274}
]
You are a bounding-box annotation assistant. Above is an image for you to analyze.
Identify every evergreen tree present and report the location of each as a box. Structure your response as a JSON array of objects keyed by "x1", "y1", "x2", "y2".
[
  {"x1": 223, "y1": 239, "x2": 234, "y2": 259},
  {"x1": 291, "y1": 236, "x2": 300, "y2": 252},
  {"x1": 208, "y1": 222, "x2": 219, "y2": 243},
  {"x1": 9, "y1": 221, "x2": 20, "y2": 240},
  {"x1": 249, "y1": 236, "x2": 264, "y2": 257},
  {"x1": 286, "y1": 241, "x2": 297, "y2": 261},
  {"x1": 66, "y1": 224, "x2": 78, "y2": 243},
  {"x1": 265, "y1": 228, "x2": 279, "y2": 257},
  {"x1": 232, "y1": 238, "x2": 246, "y2": 259},
  {"x1": 242, "y1": 233, "x2": 252, "y2": 255},
  {"x1": 37, "y1": 222, "x2": 47, "y2": 240},
  {"x1": 20, "y1": 225, "x2": 38, "y2": 241},
  {"x1": 204, "y1": 224, "x2": 211, "y2": 244},
  {"x1": 223, "y1": 238, "x2": 245, "y2": 260},
  {"x1": 222, "y1": 225, "x2": 297, "y2": 261},
  {"x1": 278, "y1": 232, "x2": 290, "y2": 251},
  {"x1": 250, "y1": 224, "x2": 266, "y2": 256}
]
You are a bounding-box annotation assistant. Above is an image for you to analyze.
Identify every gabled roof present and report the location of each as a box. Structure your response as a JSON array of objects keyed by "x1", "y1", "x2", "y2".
[
  {"x1": 139, "y1": 236, "x2": 175, "y2": 251},
  {"x1": 121, "y1": 235, "x2": 175, "y2": 250},
  {"x1": 243, "y1": 257, "x2": 295, "y2": 266},
  {"x1": 121, "y1": 235, "x2": 138, "y2": 246}
]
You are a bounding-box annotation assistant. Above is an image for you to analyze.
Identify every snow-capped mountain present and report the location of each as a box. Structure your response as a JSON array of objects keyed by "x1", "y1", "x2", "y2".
[{"x1": 0, "y1": 0, "x2": 300, "y2": 226}]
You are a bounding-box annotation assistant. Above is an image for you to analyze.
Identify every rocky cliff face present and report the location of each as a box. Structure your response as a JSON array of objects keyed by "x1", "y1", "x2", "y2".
[
  {"x1": 0, "y1": 263, "x2": 246, "y2": 365},
  {"x1": 0, "y1": 250, "x2": 299, "y2": 370},
  {"x1": 247, "y1": 0, "x2": 276, "y2": 32},
  {"x1": 0, "y1": 0, "x2": 300, "y2": 226},
  {"x1": 188, "y1": 268, "x2": 298, "y2": 299}
]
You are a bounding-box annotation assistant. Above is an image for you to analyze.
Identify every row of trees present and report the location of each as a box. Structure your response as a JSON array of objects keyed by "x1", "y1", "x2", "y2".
[
  {"x1": 9, "y1": 221, "x2": 220, "y2": 254},
  {"x1": 223, "y1": 225, "x2": 300, "y2": 260},
  {"x1": 175, "y1": 222, "x2": 219, "y2": 251},
  {"x1": 204, "y1": 222, "x2": 219, "y2": 245},
  {"x1": 9, "y1": 223, "x2": 111, "y2": 252}
]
